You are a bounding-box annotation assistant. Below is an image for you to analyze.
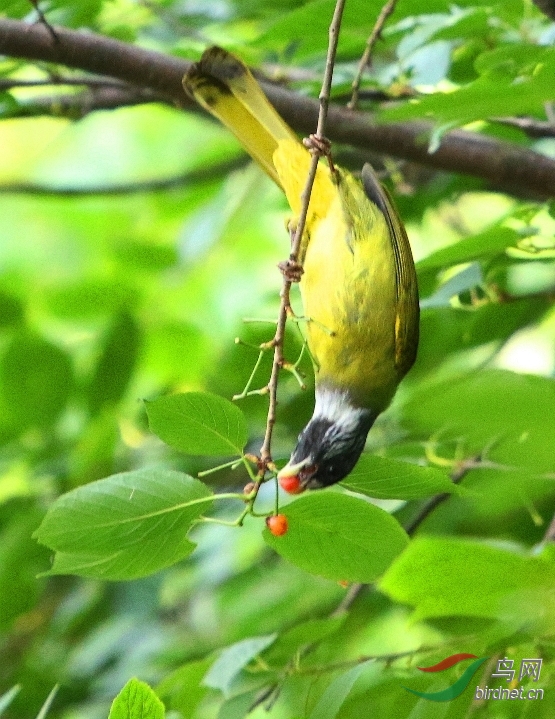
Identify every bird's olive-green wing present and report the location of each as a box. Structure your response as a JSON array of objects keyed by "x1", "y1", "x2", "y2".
[{"x1": 361, "y1": 164, "x2": 419, "y2": 378}]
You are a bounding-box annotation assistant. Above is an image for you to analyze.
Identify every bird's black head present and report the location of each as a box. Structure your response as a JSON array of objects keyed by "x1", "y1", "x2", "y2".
[{"x1": 278, "y1": 403, "x2": 375, "y2": 490}]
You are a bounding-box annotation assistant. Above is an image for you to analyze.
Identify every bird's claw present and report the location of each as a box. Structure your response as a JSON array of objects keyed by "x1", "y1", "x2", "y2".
[
  {"x1": 278, "y1": 259, "x2": 304, "y2": 283},
  {"x1": 303, "y1": 134, "x2": 336, "y2": 173}
]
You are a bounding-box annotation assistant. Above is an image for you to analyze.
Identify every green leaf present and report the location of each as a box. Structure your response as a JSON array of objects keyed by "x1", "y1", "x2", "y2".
[
  {"x1": 0, "y1": 291, "x2": 23, "y2": 328},
  {"x1": 34, "y1": 469, "x2": 212, "y2": 580},
  {"x1": 308, "y1": 661, "x2": 369, "y2": 719},
  {"x1": 109, "y1": 678, "x2": 165, "y2": 719},
  {"x1": 380, "y1": 537, "x2": 555, "y2": 628},
  {"x1": 0, "y1": 332, "x2": 73, "y2": 431},
  {"x1": 402, "y1": 369, "x2": 555, "y2": 473},
  {"x1": 341, "y1": 454, "x2": 459, "y2": 500},
  {"x1": 203, "y1": 634, "x2": 277, "y2": 696},
  {"x1": 264, "y1": 617, "x2": 344, "y2": 666},
  {"x1": 0, "y1": 686, "x2": 20, "y2": 716},
  {"x1": 46, "y1": 278, "x2": 139, "y2": 319},
  {"x1": 0, "y1": 508, "x2": 48, "y2": 629},
  {"x1": 380, "y1": 48, "x2": 555, "y2": 127},
  {"x1": 35, "y1": 685, "x2": 59, "y2": 719},
  {"x1": 87, "y1": 312, "x2": 141, "y2": 415},
  {"x1": 264, "y1": 493, "x2": 408, "y2": 582},
  {"x1": 146, "y1": 392, "x2": 248, "y2": 456},
  {"x1": 156, "y1": 658, "x2": 212, "y2": 717},
  {"x1": 256, "y1": 0, "x2": 486, "y2": 58},
  {"x1": 416, "y1": 227, "x2": 520, "y2": 272},
  {"x1": 43, "y1": 533, "x2": 197, "y2": 581}
]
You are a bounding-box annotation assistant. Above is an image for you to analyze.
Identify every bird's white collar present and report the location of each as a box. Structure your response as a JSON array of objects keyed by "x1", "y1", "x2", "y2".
[{"x1": 313, "y1": 387, "x2": 369, "y2": 434}]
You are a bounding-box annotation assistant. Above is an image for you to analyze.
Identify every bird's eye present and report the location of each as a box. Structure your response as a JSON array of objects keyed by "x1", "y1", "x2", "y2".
[{"x1": 299, "y1": 464, "x2": 317, "y2": 481}]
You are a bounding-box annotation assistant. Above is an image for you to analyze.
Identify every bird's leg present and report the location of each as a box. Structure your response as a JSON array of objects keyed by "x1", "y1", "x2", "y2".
[{"x1": 303, "y1": 133, "x2": 337, "y2": 176}]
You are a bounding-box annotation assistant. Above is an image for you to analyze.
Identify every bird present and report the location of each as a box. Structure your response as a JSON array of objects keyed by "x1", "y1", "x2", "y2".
[{"x1": 183, "y1": 47, "x2": 419, "y2": 490}]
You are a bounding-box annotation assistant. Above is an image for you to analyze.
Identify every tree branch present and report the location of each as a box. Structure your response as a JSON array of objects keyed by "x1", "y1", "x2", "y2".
[
  {"x1": 0, "y1": 156, "x2": 246, "y2": 195},
  {"x1": 348, "y1": 0, "x2": 398, "y2": 110},
  {"x1": 532, "y1": 0, "x2": 555, "y2": 22},
  {"x1": 1, "y1": 19, "x2": 555, "y2": 200},
  {"x1": 8, "y1": 86, "x2": 171, "y2": 118},
  {"x1": 259, "y1": 0, "x2": 346, "y2": 466}
]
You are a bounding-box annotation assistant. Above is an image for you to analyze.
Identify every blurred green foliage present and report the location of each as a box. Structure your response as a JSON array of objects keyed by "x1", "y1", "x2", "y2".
[{"x1": 1, "y1": 0, "x2": 555, "y2": 718}]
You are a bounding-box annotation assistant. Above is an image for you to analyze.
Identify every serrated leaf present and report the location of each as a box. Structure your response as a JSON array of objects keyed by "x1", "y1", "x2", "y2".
[
  {"x1": 203, "y1": 634, "x2": 277, "y2": 696},
  {"x1": 380, "y1": 537, "x2": 555, "y2": 629},
  {"x1": 380, "y1": 50, "x2": 555, "y2": 127},
  {"x1": 264, "y1": 493, "x2": 408, "y2": 582},
  {"x1": 341, "y1": 454, "x2": 458, "y2": 500},
  {"x1": 146, "y1": 392, "x2": 247, "y2": 456},
  {"x1": 43, "y1": 531, "x2": 196, "y2": 581},
  {"x1": 109, "y1": 678, "x2": 165, "y2": 719},
  {"x1": 34, "y1": 469, "x2": 212, "y2": 579}
]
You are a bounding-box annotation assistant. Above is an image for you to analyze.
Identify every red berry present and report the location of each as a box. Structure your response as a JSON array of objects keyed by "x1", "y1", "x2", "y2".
[
  {"x1": 266, "y1": 514, "x2": 288, "y2": 536},
  {"x1": 279, "y1": 475, "x2": 305, "y2": 495}
]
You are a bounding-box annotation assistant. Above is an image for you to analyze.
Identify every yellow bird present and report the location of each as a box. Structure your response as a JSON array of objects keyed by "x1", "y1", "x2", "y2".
[{"x1": 183, "y1": 47, "x2": 419, "y2": 490}]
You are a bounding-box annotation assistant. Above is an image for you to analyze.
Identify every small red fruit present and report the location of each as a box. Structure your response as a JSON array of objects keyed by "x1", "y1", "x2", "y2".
[
  {"x1": 279, "y1": 475, "x2": 305, "y2": 495},
  {"x1": 266, "y1": 514, "x2": 288, "y2": 536}
]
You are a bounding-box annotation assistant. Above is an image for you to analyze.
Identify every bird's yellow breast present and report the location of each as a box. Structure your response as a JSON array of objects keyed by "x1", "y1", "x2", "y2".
[{"x1": 299, "y1": 177, "x2": 400, "y2": 412}]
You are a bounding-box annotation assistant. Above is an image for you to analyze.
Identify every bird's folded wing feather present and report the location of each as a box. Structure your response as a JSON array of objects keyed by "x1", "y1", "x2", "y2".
[{"x1": 361, "y1": 164, "x2": 419, "y2": 377}]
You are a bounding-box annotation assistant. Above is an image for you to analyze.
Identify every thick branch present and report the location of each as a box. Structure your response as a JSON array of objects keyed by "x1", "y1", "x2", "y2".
[
  {"x1": 1, "y1": 18, "x2": 555, "y2": 200},
  {"x1": 532, "y1": 0, "x2": 555, "y2": 21}
]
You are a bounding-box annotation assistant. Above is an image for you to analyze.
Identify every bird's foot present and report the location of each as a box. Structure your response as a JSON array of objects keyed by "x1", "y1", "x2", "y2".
[
  {"x1": 303, "y1": 133, "x2": 336, "y2": 174},
  {"x1": 278, "y1": 258, "x2": 304, "y2": 283}
]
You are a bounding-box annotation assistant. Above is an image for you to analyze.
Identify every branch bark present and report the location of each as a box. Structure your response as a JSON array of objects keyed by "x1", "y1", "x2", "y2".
[
  {"x1": 1, "y1": 18, "x2": 555, "y2": 200},
  {"x1": 532, "y1": 0, "x2": 555, "y2": 21}
]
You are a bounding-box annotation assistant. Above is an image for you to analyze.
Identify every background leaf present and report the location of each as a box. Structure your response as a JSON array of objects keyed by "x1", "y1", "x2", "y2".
[
  {"x1": 380, "y1": 537, "x2": 555, "y2": 630},
  {"x1": 263, "y1": 493, "x2": 408, "y2": 582},
  {"x1": 203, "y1": 634, "x2": 277, "y2": 696},
  {"x1": 146, "y1": 392, "x2": 248, "y2": 456},
  {"x1": 34, "y1": 469, "x2": 213, "y2": 579},
  {"x1": 108, "y1": 678, "x2": 165, "y2": 719},
  {"x1": 341, "y1": 454, "x2": 458, "y2": 499}
]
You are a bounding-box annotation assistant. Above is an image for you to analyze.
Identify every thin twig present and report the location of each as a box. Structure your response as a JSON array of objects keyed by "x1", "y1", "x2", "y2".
[
  {"x1": 404, "y1": 454, "x2": 479, "y2": 536},
  {"x1": 3, "y1": 19, "x2": 555, "y2": 200},
  {"x1": 348, "y1": 0, "x2": 398, "y2": 110},
  {"x1": 542, "y1": 511, "x2": 555, "y2": 542},
  {"x1": 0, "y1": 77, "x2": 130, "y2": 90},
  {"x1": 28, "y1": 0, "x2": 59, "y2": 44},
  {"x1": 0, "y1": 156, "x2": 247, "y2": 196},
  {"x1": 293, "y1": 642, "x2": 462, "y2": 675},
  {"x1": 490, "y1": 115, "x2": 555, "y2": 139},
  {"x1": 258, "y1": 0, "x2": 347, "y2": 468}
]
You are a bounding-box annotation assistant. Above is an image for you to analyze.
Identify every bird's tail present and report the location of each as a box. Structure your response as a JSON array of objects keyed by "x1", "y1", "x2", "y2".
[
  {"x1": 183, "y1": 46, "x2": 299, "y2": 188},
  {"x1": 183, "y1": 47, "x2": 336, "y2": 221}
]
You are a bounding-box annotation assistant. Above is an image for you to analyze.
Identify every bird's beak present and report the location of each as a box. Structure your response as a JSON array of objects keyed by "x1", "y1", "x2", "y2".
[{"x1": 277, "y1": 457, "x2": 312, "y2": 479}]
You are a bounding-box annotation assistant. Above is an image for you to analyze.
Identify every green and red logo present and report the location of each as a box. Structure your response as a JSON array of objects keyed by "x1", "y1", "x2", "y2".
[{"x1": 403, "y1": 653, "x2": 489, "y2": 702}]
